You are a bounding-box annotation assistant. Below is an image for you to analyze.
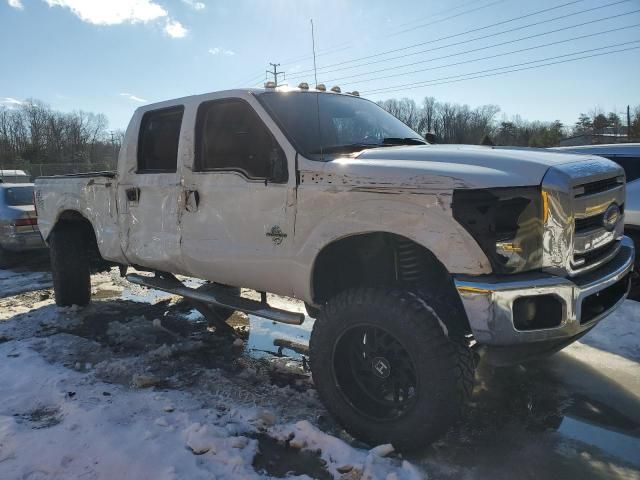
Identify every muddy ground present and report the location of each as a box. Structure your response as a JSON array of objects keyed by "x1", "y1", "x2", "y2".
[{"x1": 1, "y1": 259, "x2": 639, "y2": 479}]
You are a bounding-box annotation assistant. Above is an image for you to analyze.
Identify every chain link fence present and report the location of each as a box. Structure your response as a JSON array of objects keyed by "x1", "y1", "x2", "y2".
[{"x1": 0, "y1": 161, "x2": 116, "y2": 179}]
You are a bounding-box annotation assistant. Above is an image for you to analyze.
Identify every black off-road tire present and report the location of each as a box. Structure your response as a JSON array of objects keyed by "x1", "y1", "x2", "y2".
[
  {"x1": 304, "y1": 302, "x2": 322, "y2": 319},
  {"x1": 309, "y1": 287, "x2": 474, "y2": 451},
  {"x1": 49, "y1": 226, "x2": 91, "y2": 307}
]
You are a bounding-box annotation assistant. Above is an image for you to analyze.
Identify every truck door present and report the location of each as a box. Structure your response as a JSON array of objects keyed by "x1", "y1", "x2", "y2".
[
  {"x1": 117, "y1": 105, "x2": 185, "y2": 273},
  {"x1": 179, "y1": 97, "x2": 296, "y2": 295}
]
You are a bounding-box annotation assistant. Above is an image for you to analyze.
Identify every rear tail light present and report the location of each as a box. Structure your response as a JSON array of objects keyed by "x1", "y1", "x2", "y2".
[{"x1": 12, "y1": 218, "x2": 37, "y2": 227}]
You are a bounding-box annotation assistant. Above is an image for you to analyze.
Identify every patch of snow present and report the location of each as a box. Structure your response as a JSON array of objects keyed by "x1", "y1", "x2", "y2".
[
  {"x1": 579, "y1": 300, "x2": 640, "y2": 362},
  {"x1": 0, "y1": 268, "x2": 51, "y2": 298}
]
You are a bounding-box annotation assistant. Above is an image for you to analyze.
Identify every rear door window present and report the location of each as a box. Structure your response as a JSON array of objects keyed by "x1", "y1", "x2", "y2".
[{"x1": 137, "y1": 106, "x2": 184, "y2": 173}]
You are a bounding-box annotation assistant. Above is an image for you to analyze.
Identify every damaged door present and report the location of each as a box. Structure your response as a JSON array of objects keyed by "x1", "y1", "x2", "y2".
[
  {"x1": 179, "y1": 97, "x2": 296, "y2": 295},
  {"x1": 117, "y1": 105, "x2": 185, "y2": 272}
]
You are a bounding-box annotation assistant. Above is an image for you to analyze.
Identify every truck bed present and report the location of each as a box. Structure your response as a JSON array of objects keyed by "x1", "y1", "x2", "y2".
[{"x1": 36, "y1": 171, "x2": 116, "y2": 180}]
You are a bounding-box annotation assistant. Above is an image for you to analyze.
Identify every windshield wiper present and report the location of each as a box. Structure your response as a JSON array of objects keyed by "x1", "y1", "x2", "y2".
[
  {"x1": 310, "y1": 138, "x2": 427, "y2": 154},
  {"x1": 310, "y1": 143, "x2": 383, "y2": 154},
  {"x1": 380, "y1": 137, "x2": 427, "y2": 145}
]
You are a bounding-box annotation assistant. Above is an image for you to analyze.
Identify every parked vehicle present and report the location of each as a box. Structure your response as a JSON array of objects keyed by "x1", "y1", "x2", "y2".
[
  {"x1": 550, "y1": 143, "x2": 639, "y2": 298},
  {"x1": 0, "y1": 169, "x2": 30, "y2": 184},
  {"x1": 0, "y1": 183, "x2": 46, "y2": 268},
  {"x1": 34, "y1": 87, "x2": 635, "y2": 450}
]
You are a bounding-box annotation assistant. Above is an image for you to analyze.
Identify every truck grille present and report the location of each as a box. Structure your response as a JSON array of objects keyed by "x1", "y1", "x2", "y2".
[{"x1": 570, "y1": 175, "x2": 625, "y2": 275}]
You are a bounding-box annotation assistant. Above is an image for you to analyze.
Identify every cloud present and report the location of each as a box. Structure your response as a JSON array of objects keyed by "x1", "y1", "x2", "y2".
[
  {"x1": 43, "y1": 0, "x2": 189, "y2": 39},
  {"x1": 208, "y1": 47, "x2": 235, "y2": 56},
  {"x1": 1, "y1": 97, "x2": 25, "y2": 107},
  {"x1": 7, "y1": 0, "x2": 23, "y2": 9},
  {"x1": 44, "y1": 0, "x2": 167, "y2": 25},
  {"x1": 164, "y1": 19, "x2": 187, "y2": 38},
  {"x1": 119, "y1": 93, "x2": 147, "y2": 103},
  {"x1": 182, "y1": 0, "x2": 205, "y2": 10}
]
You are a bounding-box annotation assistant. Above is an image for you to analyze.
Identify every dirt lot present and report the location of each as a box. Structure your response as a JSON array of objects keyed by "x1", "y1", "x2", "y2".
[{"x1": 1, "y1": 261, "x2": 639, "y2": 479}]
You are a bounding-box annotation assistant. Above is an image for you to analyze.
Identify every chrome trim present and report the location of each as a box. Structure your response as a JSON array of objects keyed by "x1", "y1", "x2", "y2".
[
  {"x1": 455, "y1": 236, "x2": 634, "y2": 346},
  {"x1": 541, "y1": 158, "x2": 626, "y2": 276}
]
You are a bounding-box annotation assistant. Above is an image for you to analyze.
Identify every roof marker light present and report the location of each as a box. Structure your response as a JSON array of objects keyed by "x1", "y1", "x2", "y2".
[
  {"x1": 264, "y1": 81, "x2": 276, "y2": 89},
  {"x1": 330, "y1": 86, "x2": 341, "y2": 93},
  {"x1": 298, "y1": 82, "x2": 309, "y2": 90},
  {"x1": 316, "y1": 84, "x2": 326, "y2": 91},
  {"x1": 350, "y1": 91, "x2": 360, "y2": 97}
]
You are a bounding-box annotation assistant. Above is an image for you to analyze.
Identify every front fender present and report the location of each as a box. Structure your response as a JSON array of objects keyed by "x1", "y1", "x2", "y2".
[{"x1": 291, "y1": 189, "x2": 492, "y2": 300}]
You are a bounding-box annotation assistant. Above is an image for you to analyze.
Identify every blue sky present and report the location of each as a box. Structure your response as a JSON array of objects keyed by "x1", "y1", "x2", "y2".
[{"x1": 1, "y1": 0, "x2": 638, "y2": 131}]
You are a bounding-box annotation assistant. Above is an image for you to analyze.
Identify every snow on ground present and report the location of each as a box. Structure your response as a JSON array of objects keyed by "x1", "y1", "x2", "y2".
[
  {"x1": 1, "y1": 263, "x2": 640, "y2": 479},
  {"x1": 0, "y1": 267, "x2": 51, "y2": 299},
  {"x1": 0, "y1": 267, "x2": 422, "y2": 480},
  {"x1": 579, "y1": 299, "x2": 640, "y2": 362}
]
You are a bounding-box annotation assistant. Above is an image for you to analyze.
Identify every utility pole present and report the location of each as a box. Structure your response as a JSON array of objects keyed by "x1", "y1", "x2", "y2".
[
  {"x1": 266, "y1": 63, "x2": 285, "y2": 86},
  {"x1": 627, "y1": 105, "x2": 631, "y2": 140}
]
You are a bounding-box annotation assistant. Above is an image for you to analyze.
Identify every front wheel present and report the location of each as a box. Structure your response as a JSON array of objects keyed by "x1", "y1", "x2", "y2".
[{"x1": 309, "y1": 287, "x2": 474, "y2": 451}]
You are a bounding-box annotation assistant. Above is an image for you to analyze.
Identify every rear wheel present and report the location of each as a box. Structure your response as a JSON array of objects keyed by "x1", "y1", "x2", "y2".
[
  {"x1": 309, "y1": 287, "x2": 474, "y2": 451},
  {"x1": 49, "y1": 226, "x2": 91, "y2": 306}
]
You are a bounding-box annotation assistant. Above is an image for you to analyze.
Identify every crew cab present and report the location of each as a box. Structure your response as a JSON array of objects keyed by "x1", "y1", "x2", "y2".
[{"x1": 34, "y1": 86, "x2": 635, "y2": 450}]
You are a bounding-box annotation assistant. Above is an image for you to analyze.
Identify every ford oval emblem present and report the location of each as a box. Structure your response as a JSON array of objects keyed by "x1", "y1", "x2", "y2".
[{"x1": 602, "y1": 204, "x2": 620, "y2": 232}]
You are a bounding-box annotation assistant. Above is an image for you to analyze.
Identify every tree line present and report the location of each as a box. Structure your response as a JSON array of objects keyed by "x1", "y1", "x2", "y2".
[
  {"x1": 1, "y1": 97, "x2": 638, "y2": 177},
  {"x1": 377, "y1": 97, "x2": 640, "y2": 147},
  {"x1": 0, "y1": 99, "x2": 123, "y2": 175}
]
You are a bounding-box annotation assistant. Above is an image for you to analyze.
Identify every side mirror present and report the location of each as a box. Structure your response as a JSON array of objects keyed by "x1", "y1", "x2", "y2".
[{"x1": 268, "y1": 147, "x2": 288, "y2": 184}]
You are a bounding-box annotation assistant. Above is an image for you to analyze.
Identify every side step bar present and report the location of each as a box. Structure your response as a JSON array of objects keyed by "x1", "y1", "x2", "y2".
[{"x1": 126, "y1": 273, "x2": 305, "y2": 325}]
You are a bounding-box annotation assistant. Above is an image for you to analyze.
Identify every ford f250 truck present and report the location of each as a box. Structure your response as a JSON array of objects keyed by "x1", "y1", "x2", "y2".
[{"x1": 34, "y1": 86, "x2": 635, "y2": 450}]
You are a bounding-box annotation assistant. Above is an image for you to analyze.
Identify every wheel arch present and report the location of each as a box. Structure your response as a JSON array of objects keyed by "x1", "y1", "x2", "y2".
[
  {"x1": 310, "y1": 231, "x2": 472, "y2": 335},
  {"x1": 50, "y1": 209, "x2": 109, "y2": 270}
]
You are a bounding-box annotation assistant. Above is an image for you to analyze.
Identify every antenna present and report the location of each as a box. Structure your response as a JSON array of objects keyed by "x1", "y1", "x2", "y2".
[
  {"x1": 311, "y1": 19, "x2": 318, "y2": 86},
  {"x1": 311, "y1": 18, "x2": 323, "y2": 160}
]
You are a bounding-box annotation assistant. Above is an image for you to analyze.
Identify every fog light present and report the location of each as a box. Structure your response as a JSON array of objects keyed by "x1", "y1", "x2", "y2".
[
  {"x1": 514, "y1": 298, "x2": 537, "y2": 326},
  {"x1": 513, "y1": 295, "x2": 563, "y2": 331}
]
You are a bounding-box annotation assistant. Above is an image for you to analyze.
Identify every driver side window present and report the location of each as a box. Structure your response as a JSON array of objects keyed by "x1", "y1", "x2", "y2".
[{"x1": 195, "y1": 99, "x2": 286, "y2": 181}]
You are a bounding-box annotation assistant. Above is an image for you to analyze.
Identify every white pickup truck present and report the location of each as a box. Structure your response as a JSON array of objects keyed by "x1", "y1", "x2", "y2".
[{"x1": 34, "y1": 86, "x2": 635, "y2": 450}]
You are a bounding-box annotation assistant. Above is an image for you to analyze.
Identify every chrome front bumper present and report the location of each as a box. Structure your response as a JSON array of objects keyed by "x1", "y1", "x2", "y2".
[{"x1": 455, "y1": 236, "x2": 635, "y2": 346}]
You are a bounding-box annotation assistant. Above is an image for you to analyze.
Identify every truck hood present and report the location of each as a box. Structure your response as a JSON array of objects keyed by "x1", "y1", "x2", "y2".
[{"x1": 319, "y1": 144, "x2": 601, "y2": 190}]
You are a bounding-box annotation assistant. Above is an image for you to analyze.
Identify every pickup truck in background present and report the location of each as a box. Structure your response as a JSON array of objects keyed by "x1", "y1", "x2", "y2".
[{"x1": 34, "y1": 86, "x2": 635, "y2": 450}]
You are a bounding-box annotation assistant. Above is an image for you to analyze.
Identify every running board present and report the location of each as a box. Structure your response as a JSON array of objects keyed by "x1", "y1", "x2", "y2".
[{"x1": 126, "y1": 274, "x2": 305, "y2": 325}]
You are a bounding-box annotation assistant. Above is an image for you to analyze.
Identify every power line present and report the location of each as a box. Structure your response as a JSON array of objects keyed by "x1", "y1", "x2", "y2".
[
  {"x1": 288, "y1": 0, "x2": 630, "y2": 79},
  {"x1": 362, "y1": 41, "x2": 640, "y2": 95},
  {"x1": 326, "y1": 23, "x2": 639, "y2": 85},
  {"x1": 387, "y1": 0, "x2": 504, "y2": 34},
  {"x1": 321, "y1": 15, "x2": 640, "y2": 84},
  {"x1": 389, "y1": 0, "x2": 571, "y2": 38},
  {"x1": 234, "y1": 0, "x2": 511, "y2": 87}
]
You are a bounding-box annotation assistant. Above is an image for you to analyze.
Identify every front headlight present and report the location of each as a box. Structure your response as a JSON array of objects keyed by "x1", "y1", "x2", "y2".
[{"x1": 452, "y1": 186, "x2": 543, "y2": 274}]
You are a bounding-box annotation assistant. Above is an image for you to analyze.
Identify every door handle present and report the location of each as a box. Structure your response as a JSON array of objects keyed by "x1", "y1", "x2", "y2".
[
  {"x1": 185, "y1": 190, "x2": 199, "y2": 212},
  {"x1": 126, "y1": 187, "x2": 140, "y2": 202}
]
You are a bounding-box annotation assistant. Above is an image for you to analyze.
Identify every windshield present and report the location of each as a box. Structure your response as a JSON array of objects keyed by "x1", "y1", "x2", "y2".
[
  {"x1": 257, "y1": 92, "x2": 425, "y2": 158},
  {"x1": 3, "y1": 186, "x2": 34, "y2": 206}
]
